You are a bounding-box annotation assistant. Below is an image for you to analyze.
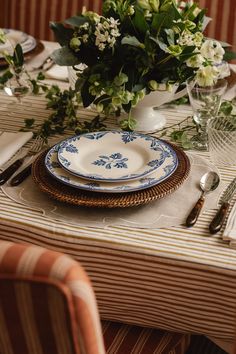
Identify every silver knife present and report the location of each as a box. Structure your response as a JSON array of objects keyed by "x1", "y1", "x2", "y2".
[{"x1": 209, "y1": 177, "x2": 236, "y2": 234}]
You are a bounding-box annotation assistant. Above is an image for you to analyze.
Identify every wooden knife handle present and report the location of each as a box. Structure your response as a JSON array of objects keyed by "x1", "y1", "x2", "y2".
[
  {"x1": 0, "y1": 159, "x2": 23, "y2": 185},
  {"x1": 186, "y1": 195, "x2": 205, "y2": 227},
  {"x1": 209, "y1": 202, "x2": 230, "y2": 234},
  {"x1": 10, "y1": 164, "x2": 32, "y2": 186}
]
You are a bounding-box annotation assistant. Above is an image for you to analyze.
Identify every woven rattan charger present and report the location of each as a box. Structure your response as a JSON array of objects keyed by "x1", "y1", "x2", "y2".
[{"x1": 32, "y1": 143, "x2": 190, "y2": 208}]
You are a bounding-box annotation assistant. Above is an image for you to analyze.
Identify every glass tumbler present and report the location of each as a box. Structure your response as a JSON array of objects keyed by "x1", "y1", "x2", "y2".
[
  {"x1": 186, "y1": 79, "x2": 227, "y2": 150},
  {"x1": 207, "y1": 115, "x2": 236, "y2": 166}
]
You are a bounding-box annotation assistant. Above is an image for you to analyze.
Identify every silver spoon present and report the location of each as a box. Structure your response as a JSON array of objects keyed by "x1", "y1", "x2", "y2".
[{"x1": 186, "y1": 171, "x2": 220, "y2": 227}]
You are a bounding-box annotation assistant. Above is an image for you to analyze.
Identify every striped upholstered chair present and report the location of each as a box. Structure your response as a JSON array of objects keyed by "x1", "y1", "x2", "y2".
[{"x1": 0, "y1": 240, "x2": 190, "y2": 354}]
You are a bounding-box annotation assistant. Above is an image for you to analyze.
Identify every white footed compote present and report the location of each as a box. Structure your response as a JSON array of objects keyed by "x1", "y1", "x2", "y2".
[{"x1": 119, "y1": 84, "x2": 187, "y2": 133}]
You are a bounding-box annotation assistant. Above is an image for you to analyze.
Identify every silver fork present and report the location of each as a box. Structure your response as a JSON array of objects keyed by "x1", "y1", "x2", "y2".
[{"x1": 0, "y1": 136, "x2": 44, "y2": 185}]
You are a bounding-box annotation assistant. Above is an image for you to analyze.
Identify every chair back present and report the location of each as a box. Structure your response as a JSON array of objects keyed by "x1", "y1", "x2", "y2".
[{"x1": 0, "y1": 240, "x2": 106, "y2": 354}]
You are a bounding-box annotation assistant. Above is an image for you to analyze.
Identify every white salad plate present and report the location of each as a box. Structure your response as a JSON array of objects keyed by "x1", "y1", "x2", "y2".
[
  {"x1": 57, "y1": 131, "x2": 178, "y2": 182},
  {"x1": 0, "y1": 29, "x2": 36, "y2": 58},
  {"x1": 45, "y1": 140, "x2": 178, "y2": 193}
]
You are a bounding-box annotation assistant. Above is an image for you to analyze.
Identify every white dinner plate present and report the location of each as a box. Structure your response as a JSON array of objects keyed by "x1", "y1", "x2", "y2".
[
  {"x1": 45, "y1": 141, "x2": 178, "y2": 193},
  {"x1": 0, "y1": 29, "x2": 36, "y2": 58},
  {"x1": 57, "y1": 131, "x2": 177, "y2": 182}
]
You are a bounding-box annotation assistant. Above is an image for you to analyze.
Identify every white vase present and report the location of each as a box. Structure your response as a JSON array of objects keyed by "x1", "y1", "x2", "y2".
[
  {"x1": 68, "y1": 66, "x2": 187, "y2": 133},
  {"x1": 128, "y1": 84, "x2": 187, "y2": 132}
]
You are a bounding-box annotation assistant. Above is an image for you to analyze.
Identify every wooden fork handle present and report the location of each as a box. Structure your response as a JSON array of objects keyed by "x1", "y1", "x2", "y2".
[
  {"x1": 209, "y1": 202, "x2": 230, "y2": 234},
  {"x1": 186, "y1": 195, "x2": 205, "y2": 227},
  {"x1": 10, "y1": 164, "x2": 32, "y2": 186},
  {"x1": 0, "y1": 159, "x2": 23, "y2": 185}
]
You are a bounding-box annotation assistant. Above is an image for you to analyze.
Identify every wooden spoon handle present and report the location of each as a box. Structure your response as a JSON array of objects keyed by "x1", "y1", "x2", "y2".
[{"x1": 186, "y1": 195, "x2": 205, "y2": 227}]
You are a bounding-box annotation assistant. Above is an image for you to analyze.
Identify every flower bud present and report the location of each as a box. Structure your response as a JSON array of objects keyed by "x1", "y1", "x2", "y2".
[
  {"x1": 127, "y1": 5, "x2": 135, "y2": 16},
  {"x1": 70, "y1": 37, "x2": 81, "y2": 52},
  {"x1": 149, "y1": 0, "x2": 159, "y2": 12},
  {"x1": 185, "y1": 20, "x2": 196, "y2": 31},
  {"x1": 148, "y1": 80, "x2": 159, "y2": 90},
  {"x1": 137, "y1": 0, "x2": 151, "y2": 11},
  {"x1": 167, "y1": 44, "x2": 182, "y2": 57},
  {"x1": 96, "y1": 102, "x2": 104, "y2": 112}
]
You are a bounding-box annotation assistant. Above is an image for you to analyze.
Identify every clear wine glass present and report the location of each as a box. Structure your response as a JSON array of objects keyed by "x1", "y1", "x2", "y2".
[
  {"x1": 186, "y1": 78, "x2": 228, "y2": 151},
  {"x1": 3, "y1": 65, "x2": 33, "y2": 113}
]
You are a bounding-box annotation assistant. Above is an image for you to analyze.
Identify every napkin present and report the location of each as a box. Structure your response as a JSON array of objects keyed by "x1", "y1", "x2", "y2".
[
  {"x1": 25, "y1": 47, "x2": 52, "y2": 72},
  {"x1": 44, "y1": 64, "x2": 68, "y2": 81},
  {"x1": 25, "y1": 41, "x2": 60, "y2": 72},
  {"x1": 223, "y1": 201, "x2": 236, "y2": 247},
  {"x1": 0, "y1": 131, "x2": 33, "y2": 168}
]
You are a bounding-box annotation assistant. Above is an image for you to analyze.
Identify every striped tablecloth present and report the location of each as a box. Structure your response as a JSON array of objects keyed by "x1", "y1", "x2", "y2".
[{"x1": 0, "y1": 88, "x2": 236, "y2": 351}]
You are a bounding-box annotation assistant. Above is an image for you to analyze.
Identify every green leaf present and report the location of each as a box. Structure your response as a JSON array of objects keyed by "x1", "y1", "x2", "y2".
[
  {"x1": 170, "y1": 130, "x2": 184, "y2": 141},
  {"x1": 13, "y1": 44, "x2": 24, "y2": 67},
  {"x1": 37, "y1": 72, "x2": 45, "y2": 80},
  {"x1": 51, "y1": 46, "x2": 79, "y2": 66},
  {"x1": 151, "y1": 5, "x2": 178, "y2": 33},
  {"x1": 149, "y1": 35, "x2": 167, "y2": 51},
  {"x1": 24, "y1": 118, "x2": 35, "y2": 128},
  {"x1": 133, "y1": 7, "x2": 149, "y2": 34},
  {"x1": 223, "y1": 49, "x2": 236, "y2": 61},
  {"x1": 64, "y1": 16, "x2": 87, "y2": 27},
  {"x1": 0, "y1": 70, "x2": 13, "y2": 84},
  {"x1": 81, "y1": 80, "x2": 95, "y2": 107},
  {"x1": 121, "y1": 36, "x2": 144, "y2": 48},
  {"x1": 220, "y1": 101, "x2": 233, "y2": 115},
  {"x1": 49, "y1": 22, "x2": 74, "y2": 46}
]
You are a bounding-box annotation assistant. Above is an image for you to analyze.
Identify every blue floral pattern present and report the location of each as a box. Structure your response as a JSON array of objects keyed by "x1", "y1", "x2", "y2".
[
  {"x1": 56, "y1": 131, "x2": 179, "y2": 183},
  {"x1": 85, "y1": 132, "x2": 109, "y2": 140},
  {"x1": 121, "y1": 132, "x2": 137, "y2": 143},
  {"x1": 65, "y1": 144, "x2": 78, "y2": 153},
  {"x1": 45, "y1": 137, "x2": 179, "y2": 194},
  {"x1": 92, "y1": 153, "x2": 128, "y2": 170}
]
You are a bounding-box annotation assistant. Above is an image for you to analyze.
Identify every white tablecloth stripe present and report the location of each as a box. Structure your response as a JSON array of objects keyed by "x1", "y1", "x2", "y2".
[{"x1": 0, "y1": 90, "x2": 236, "y2": 343}]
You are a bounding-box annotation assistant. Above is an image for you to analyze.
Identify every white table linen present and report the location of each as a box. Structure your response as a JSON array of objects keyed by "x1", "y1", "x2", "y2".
[{"x1": 0, "y1": 131, "x2": 33, "y2": 167}]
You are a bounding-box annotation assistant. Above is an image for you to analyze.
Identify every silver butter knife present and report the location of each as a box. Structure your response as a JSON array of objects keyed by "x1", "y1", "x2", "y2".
[{"x1": 209, "y1": 177, "x2": 236, "y2": 234}]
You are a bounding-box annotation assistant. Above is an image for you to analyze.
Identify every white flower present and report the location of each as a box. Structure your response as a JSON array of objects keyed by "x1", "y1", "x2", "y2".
[
  {"x1": 0, "y1": 29, "x2": 6, "y2": 44},
  {"x1": 98, "y1": 43, "x2": 106, "y2": 51},
  {"x1": 192, "y1": 7, "x2": 201, "y2": 17},
  {"x1": 94, "y1": 17, "x2": 120, "y2": 51},
  {"x1": 82, "y1": 34, "x2": 89, "y2": 43},
  {"x1": 195, "y1": 65, "x2": 219, "y2": 86},
  {"x1": 80, "y1": 22, "x2": 89, "y2": 30},
  {"x1": 178, "y1": 30, "x2": 203, "y2": 47},
  {"x1": 200, "y1": 40, "x2": 225, "y2": 64},
  {"x1": 186, "y1": 54, "x2": 205, "y2": 68},
  {"x1": 216, "y1": 61, "x2": 230, "y2": 79},
  {"x1": 109, "y1": 17, "x2": 120, "y2": 28},
  {"x1": 193, "y1": 32, "x2": 204, "y2": 47}
]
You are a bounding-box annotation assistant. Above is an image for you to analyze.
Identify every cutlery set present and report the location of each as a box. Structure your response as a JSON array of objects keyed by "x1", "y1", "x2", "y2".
[
  {"x1": 0, "y1": 136, "x2": 45, "y2": 187},
  {"x1": 186, "y1": 175, "x2": 236, "y2": 234}
]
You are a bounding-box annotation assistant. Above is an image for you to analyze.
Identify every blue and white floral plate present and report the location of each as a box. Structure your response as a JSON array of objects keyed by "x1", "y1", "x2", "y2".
[
  {"x1": 57, "y1": 131, "x2": 178, "y2": 183},
  {"x1": 45, "y1": 140, "x2": 178, "y2": 194}
]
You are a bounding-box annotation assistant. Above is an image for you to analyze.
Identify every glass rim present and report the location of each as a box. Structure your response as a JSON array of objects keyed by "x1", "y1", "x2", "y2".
[{"x1": 186, "y1": 78, "x2": 228, "y2": 92}]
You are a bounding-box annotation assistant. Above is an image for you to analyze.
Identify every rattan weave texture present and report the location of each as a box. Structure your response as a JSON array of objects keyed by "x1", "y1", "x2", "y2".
[{"x1": 32, "y1": 143, "x2": 190, "y2": 208}]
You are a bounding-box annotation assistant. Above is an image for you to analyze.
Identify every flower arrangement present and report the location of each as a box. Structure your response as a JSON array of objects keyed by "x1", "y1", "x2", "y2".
[
  {"x1": 51, "y1": 0, "x2": 231, "y2": 128},
  {"x1": 42, "y1": 2, "x2": 234, "y2": 127}
]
